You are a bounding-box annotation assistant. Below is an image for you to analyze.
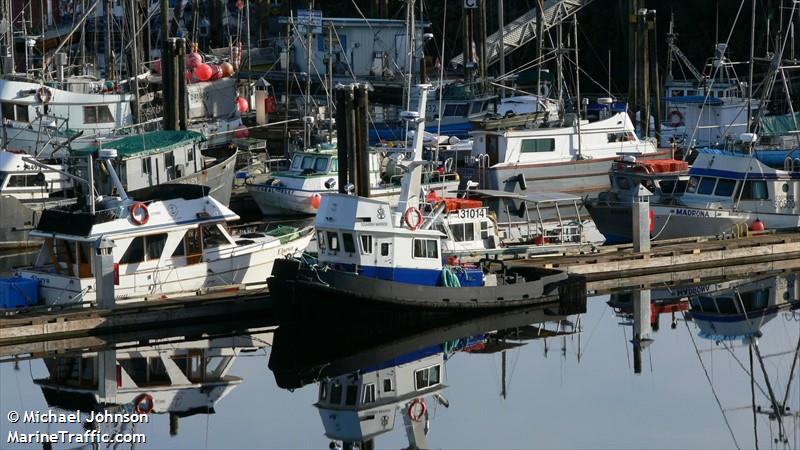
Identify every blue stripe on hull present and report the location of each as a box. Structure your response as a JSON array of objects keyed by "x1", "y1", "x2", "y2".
[{"x1": 359, "y1": 266, "x2": 443, "y2": 286}]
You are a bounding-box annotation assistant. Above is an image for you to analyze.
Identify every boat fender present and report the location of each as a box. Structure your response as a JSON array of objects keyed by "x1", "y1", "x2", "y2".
[
  {"x1": 649, "y1": 209, "x2": 655, "y2": 233},
  {"x1": 750, "y1": 218, "x2": 765, "y2": 232},
  {"x1": 133, "y1": 393, "x2": 154, "y2": 414},
  {"x1": 668, "y1": 110, "x2": 684, "y2": 127},
  {"x1": 130, "y1": 202, "x2": 150, "y2": 225},
  {"x1": 407, "y1": 398, "x2": 426, "y2": 422},
  {"x1": 404, "y1": 207, "x2": 423, "y2": 230},
  {"x1": 36, "y1": 86, "x2": 53, "y2": 104}
]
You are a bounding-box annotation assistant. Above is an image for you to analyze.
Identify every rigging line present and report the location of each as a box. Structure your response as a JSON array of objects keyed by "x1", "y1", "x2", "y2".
[
  {"x1": 576, "y1": 21, "x2": 622, "y2": 95},
  {"x1": 682, "y1": 310, "x2": 741, "y2": 449},
  {"x1": 780, "y1": 334, "x2": 800, "y2": 411},
  {"x1": 752, "y1": 344, "x2": 760, "y2": 450},
  {"x1": 562, "y1": 54, "x2": 612, "y2": 97},
  {"x1": 754, "y1": 341, "x2": 788, "y2": 444},
  {"x1": 580, "y1": 302, "x2": 609, "y2": 356},
  {"x1": 721, "y1": 340, "x2": 770, "y2": 399},
  {"x1": 685, "y1": 0, "x2": 747, "y2": 149}
]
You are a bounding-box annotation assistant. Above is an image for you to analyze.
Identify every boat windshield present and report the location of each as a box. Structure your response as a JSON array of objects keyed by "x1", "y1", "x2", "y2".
[{"x1": 313, "y1": 157, "x2": 330, "y2": 173}]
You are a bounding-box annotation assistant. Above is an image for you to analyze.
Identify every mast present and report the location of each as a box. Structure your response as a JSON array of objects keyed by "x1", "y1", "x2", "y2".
[
  {"x1": 303, "y1": 0, "x2": 313, "y2": 148},
  {"x1": 574, "y1": 17, "x2": 582, "y2": 159},
  {"x1": 498, "y1": 0, "x2": 505, "y2": 96},
  {"x1": 747, "y1": 0, "x2": 756, "y2": 132}
]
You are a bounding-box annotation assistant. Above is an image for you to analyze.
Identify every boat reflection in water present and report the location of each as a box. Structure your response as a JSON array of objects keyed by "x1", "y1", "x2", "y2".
[
  {"x1": 685, "y1": 272, "x2": 800, "y2": 447},
  {"x1": 268, "y1": 290, "x2": 586, "y2": 449},
  {"x1": 31, "y1": 330, "x2": 273, "y2": 443}
]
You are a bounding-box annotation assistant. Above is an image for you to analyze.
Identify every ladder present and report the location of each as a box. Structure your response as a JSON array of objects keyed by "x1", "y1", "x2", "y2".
[{"x1": 450, "y1": 0, "x2": 594, "y2": 68}]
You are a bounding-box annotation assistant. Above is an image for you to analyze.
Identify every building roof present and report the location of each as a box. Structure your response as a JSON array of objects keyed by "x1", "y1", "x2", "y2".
[{"x1": 72, "y1": 130, "x2": 204, "y2": 158}]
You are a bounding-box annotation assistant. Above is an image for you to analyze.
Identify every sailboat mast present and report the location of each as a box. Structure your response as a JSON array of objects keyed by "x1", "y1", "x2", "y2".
[
  {"x1": 498, "y1": 0, "x2": 505, "y2": 97},
  {"x1": 303, "y1": 0, "x2": 313, "y2": 148},
  {"x1": 747, "y1": 0, "x2": 755, "y2": 133}
]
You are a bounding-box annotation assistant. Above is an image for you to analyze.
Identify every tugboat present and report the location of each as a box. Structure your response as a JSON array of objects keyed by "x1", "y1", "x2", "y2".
[
  {"x1": 268, "y1": 85, "x2": 581, "y2": 309},
  {"x1": 586, "y1": 156, "x2": 689, "y2": 244},
  {"x1": 11, "y1": 149, "x2": 313, "y2": 305}
]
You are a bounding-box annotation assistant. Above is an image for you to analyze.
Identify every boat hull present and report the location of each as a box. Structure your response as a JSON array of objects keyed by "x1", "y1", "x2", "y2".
[
  {"x1": 268, "y1": 258, "x2": 584, "y2": 310},
  {"x1": 0, "y1": 196, "x2": 76, "y2": 250}
]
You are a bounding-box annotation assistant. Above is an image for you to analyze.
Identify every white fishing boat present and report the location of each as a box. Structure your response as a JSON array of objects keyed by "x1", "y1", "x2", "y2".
[
  {"x1": 647, "y1": 145, "x2": 800, "y2": 240},
  {"x1": 268, "y1": 84, "x2": 578, "y2": 309},
  {"x1": 246, "y1": 144, "x2": 460, "y2": 216},
  {"x1": 0, "y1": 150, "x2": 76, "y2": 249},
  {"x1": 13, "y1": 150, "x2": 312, "y2": 305}
]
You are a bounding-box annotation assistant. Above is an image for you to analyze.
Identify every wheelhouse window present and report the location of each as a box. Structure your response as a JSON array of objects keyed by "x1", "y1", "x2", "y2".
[
  {"x1": 327, "y1": 231, "x2": 340, "y2": 251},
  {"x1": 290, "y1": 155, "x2": 302, "y2": 169},
  {"x1": 120, "y1": 237, "x2": 145, "y2": 264},
  {"x1": 414, "y1": 365, "x2": 441, "y2": 390},
  {"x1": 187, "y1": 148, "x2": 194, "y2": 162},
  {"x1": 345, "y1": 385, "x2": 358, "y2": 405},
  {"x1": 686, "y1": 176, "x2": 700, "y2": 193},
  {"x1": 342, "y1": 233, "x2": 356, "y2": 253},
  {"x1": 480, "y1": 221, "x2": 489, "y2": 239},
  {"x1": 317, "y1": 231, "x2": 326, "y2": 251},
  {"x1": 360, "y1": 234, "x2": 373, "y2": 254},
  {"x1": 83, "y1": 105, "x2": 114, "y2": 124},
  {"x1": 145, "y1": 234, "x2": 168, "y2": 260},
  {"x1": 142, "y1": 157, "x2": 152, "y2": 175},
  {"x1": 164, "y1": 151, "x2": 175, "y2": 168},
  {"x1": 313, "y1": 157, "x2": 329, "y2": 173},
  {"x1": 697, "y1": 177, "x2": 717, "y2": 195},
  {"x1": 413, "y1": 239, "x2": 438, "y2": 259},
  {"x1": 451, "y1": 223, "x2": 475, "y2": 242},
  {"x1": 362, "y1": 383, "x2": 376, "y2": 404},
  {"x1": 330, "y1": 383, "x2": 343, "y2": 404},
  {"x1": 714, "y1": 179, "x2": 737, "y2": 197},
  {"x1": 739, "y1": 180, "x2": 770, "y2": 200},
  {"x1": 443, "y1": 103, "x2": 469, "y2": 117},
  {"x1": 0, "y1": 102, "x2": 13, "y2": 120},
  {"x1": 15, "y1": 104, "x2": 28, "y2": 122},
  {"x1": 300, "y1": 156, "x2": 314, "y2": 170},
  {"x1": 6, "y1": 174, "x2": 46, "y2": 187},
  {"x1": 201, "y1": 224, "x2": 229, "y2": 249},
  {"x1": 380, "y1": 242, "x2": 390, "y2": 256},
  {"x1": 615, "y1": 176, "x2": 631, "y2": 191},
  {"x1": 520, "y1": 138, "x2": 555, "y2": 153}
]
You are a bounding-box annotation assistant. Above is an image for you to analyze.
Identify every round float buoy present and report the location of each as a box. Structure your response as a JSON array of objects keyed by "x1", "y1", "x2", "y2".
[
  {"x1": 195, "y1": 63, "x2": 212, "y2": 81},
  {"x1": 237, "y1": 96, "x2": 249, "y2": 113},
  {"x1": 750, "y1": 219, "x2": 765, "y2": 232},
  {"x1": 133, "y1": 393, "x2": 154, "y2": 414},
  {"x1": 407, "y1": 398, "x2": 426, "y2": 422},
  {"x1": 35, "y1": 86, "x2": 53, "y2": 104},
  {"x1": 668, "y1": 110, "x2": 684, "y2": 127},
  {"x1": 234, "y1": 125, "x2": 250, "y2": 139},
  {"x1": 404, "y1": 207, "x2": 423, "y2": 230},
  {"x1": 152, "y1": 58, "x2": 162, "y2": 74},
  {"x1": 129, "y1": 202, "x2": 150, "y2": 225},
  {"x1": 186, "y1": 51, "x2": 203, "y2": 69},
  {"x1": 209, "y1": 64, "x2": 223, "y2": 81},
  {"x1": 310, "y1": 194, "x2": 322, "y2": 209},
  {"x1": 221, "y1": 61, "x2": 234, "y2": 77}
]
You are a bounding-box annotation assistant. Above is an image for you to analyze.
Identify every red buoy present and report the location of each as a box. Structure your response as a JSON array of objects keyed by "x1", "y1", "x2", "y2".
[
  {"x1": 195, "y1": 63, "x2": 212, "y2": 81},
  {"x1": 237, "y1": 96, "x2": 249, "y2": 113},
  {"x1": 234, "y1": 125, "x2": 250, "y2": 139},
  {"x1": 750, "y1": 219, "x2": 765, "y2": 232},
  {"x1": 310, "y1": 194, "x2": 322, "y2": 209}
]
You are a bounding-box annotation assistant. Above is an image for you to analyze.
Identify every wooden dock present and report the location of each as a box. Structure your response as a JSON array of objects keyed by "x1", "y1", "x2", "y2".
[
  {"x1": 0, "y1": 290, "x2": 276, "y2": 346},
  {"x1": 512, "y1": 231, "x2": 800, "y2": 282}
]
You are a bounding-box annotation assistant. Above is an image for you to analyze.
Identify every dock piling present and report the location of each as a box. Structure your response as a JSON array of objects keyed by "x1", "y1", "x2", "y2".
[
  {"x1": 633, "y1": 194, "x2": 651, "y2": 253},
  {"x1": 93, "y1": 237, "x2": 116, "y2": 309}
]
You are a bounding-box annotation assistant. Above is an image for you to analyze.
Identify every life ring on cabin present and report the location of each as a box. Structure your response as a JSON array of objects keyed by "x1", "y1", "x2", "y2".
[
  {"x1": 407, "y1": 398, "x2": 426, "y2": 422},
  {"x1": 35, "y1": 86, "x2": 53, "y2": 104},
  {"x1": 668, "y1": 110, "x2": 684, "y2": 127},
  {"x1": 133, "y1": 393, "x2": 154, "y2": 414},
  {"x1": 404, "y1": 207, "x2": 423, "y2": 230},
  {"x1": 129, "y1": 202, "x2": 150, "y2": 225}
]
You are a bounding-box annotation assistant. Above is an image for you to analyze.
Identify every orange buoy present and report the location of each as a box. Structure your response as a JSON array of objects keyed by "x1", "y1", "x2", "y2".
[
  {"x1": 195, "y1": 63, "x2": 212, "y2": 81},
  {"x1": 221, "y1": 61, "x2": 234, "y2": 77},
  {"x1": 750, "y1": 219, "x2": 765, "y2": 231},
  {"x1": 310, "y1": 194, "x2": 322, "y2": 209},
  {"x1": 237, "y1": 96, "x2": 249, "y2": 113}
]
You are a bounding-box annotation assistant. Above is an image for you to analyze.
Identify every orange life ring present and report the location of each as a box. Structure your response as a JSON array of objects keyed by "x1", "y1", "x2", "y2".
[
  {"x1": 668, "y1": 110, "x2": 684, "y2": 127},
  {"x1": 130, "y1": 202, "x2": 150, "y2": 225},
  {"x1": 133, "y1": 393, "x2": 154, "y2": 414},
  {"x1": 35, "y1": 86, "x2": 52, "y2": 104},
  {"x1": 404, "y1": 207, "x2": 423, "y2": 230},
  {"x1": 407, "y1": 398, "x2": 426, "y2": 422}
]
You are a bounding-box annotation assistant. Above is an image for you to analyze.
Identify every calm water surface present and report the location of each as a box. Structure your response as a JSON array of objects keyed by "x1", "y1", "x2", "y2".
[{"x1": 1, "y1": 249, "x2": 798, "y2": 449}]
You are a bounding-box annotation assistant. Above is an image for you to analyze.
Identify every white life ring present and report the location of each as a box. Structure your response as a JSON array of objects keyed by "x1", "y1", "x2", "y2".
[{"x1": 36, "y1": 86, "x2": 53, "y2": 104}]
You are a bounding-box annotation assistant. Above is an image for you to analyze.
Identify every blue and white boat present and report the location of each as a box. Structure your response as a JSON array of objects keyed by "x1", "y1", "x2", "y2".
[
  {"x1": 268, "y1": 85, "x2": 578, "y2": 309},
  {"x1": 648, "y1": 144, "x2": 800, "y2": 240}
]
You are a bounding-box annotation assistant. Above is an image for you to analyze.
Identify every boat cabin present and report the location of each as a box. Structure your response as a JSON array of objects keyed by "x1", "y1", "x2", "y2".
[
  {"x1": 0, "y1": 151, "x2": 72, "y2": 200},
  {"x1": 316, "y1": 347, "x2": 445, "y2": 443},
  {"x1": 689, "y1": 274, "x2": 800, "y2": 342}
]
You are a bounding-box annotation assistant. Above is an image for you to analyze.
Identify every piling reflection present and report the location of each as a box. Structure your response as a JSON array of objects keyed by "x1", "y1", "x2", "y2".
[{"x1": 268, "y1": 293, "x2": 587, "y2": 449}]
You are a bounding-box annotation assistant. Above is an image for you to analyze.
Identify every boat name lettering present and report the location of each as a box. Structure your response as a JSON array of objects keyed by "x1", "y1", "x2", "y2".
[
  {"x1": 674, "y1": 208, "x2": 710, "y2": 218},
  {"x1": 458, "y1": 208, "x2": 487, "y2": 219}
]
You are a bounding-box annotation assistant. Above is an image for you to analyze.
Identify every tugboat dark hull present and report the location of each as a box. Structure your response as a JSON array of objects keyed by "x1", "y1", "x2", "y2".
[{"x1": 269, "y1": 258, "x2": 585, "y2": 310}]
